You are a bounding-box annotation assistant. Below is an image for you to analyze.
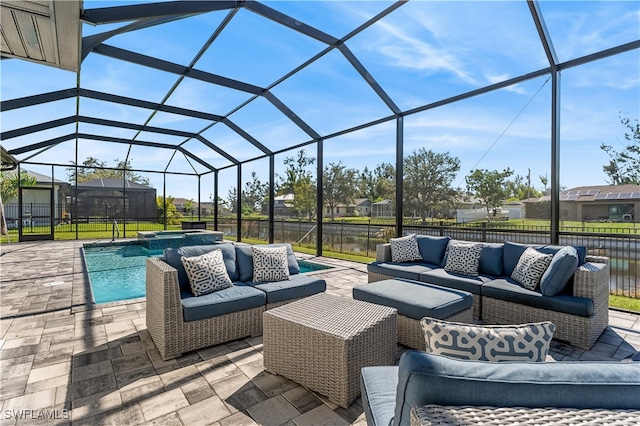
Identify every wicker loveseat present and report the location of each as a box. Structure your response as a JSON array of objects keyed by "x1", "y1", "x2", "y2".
[
  {"x1": 361, "y1": 350, "x2": 640, "y2": 426},
  {"x1": 146, "y1": 242, "x2": 326, "y2": 360},
  {"x1": 367, "y1": 237, "x2": 610, "y2": 349}
]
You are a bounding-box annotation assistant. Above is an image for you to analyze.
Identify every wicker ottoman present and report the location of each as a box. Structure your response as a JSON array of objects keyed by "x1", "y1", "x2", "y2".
[
  {"x1": 263, "y1": 293, "x2": 397, "y2": 408},
  {"x1": 353, "y1": 279, "x2": 473, "y2": 351}
]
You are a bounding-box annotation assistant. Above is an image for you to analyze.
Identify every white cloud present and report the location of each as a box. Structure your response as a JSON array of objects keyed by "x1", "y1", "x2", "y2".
[
  {"x1": 485, "y1": 74, "x2": 530, "y2": 95},
  {"x1": 369, "y1": 19, "x2": 477, "y2": 84}
]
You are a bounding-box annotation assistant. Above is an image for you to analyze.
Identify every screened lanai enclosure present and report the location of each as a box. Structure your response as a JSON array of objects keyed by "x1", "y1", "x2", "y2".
[{"x1": 1, "y1": 1, "x2": 639, "y2": 294}]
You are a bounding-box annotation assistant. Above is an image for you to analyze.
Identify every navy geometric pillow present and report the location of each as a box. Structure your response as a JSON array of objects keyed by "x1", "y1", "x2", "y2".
[
  {"x1": 511, "y1": 247, "x2": 553, "y2": 290},
  {"x1": 444, "y1": 241, "x2": 483, "y2": 276},
  {"x1": 251, "y1": 246, "x2": 290, "y2": 282},
  {"x1": 390, "y1": 234, "x2": 422, "y2": 262},
  {"x1": 180, "y1": 249, "x2": 233, "y2": 296},
  {"x1": 421, "y1": 317, "x2": 555, "y2": 362}
]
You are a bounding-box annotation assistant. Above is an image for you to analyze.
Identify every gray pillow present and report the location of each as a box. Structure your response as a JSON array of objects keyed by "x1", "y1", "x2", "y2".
[{"x1": 540, "y1": 246, "x2": 579, "y2": 296}]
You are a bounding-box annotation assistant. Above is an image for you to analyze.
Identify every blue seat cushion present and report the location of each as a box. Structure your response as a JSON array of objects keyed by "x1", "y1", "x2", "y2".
[
  {"x1": 164, "y1": 243, "x2": 239, "y2": 292},
  {"x1": 367, "y1": 261, "x2": 438, "y2": 281},
  {"x1": 416, "y1": 235, "x2": 450, "y2": 266},
  {"x1": 249, "y1": 275, "x2": 326, "y2": 304},
  {"x1": 180, "y1": 283, "x2": 265, "y2": 322},
  {"x1": 419, "y1": 268, "x2": 489, "y2": 295},
  {"x1": 360, "y1": 366, "x2": 399, "y2": 426},
  {"x1": 482, "y1": 278, "x2": 593, "y2": 317},
  {"x1": 236, "y1": 243, "x2": 300, "y2": 282},
  {"x1": 478, "y1": 243, "x2": 503, "y2": 276},
  {"x1": 353, "y1": 278, "x2": 472, "y2": 321},
  {"x1": 394, "y1": 351, "x2": 640, "y2": 426}
]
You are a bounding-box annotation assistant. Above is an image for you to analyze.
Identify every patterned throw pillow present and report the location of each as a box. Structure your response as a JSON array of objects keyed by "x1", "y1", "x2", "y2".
[
  {"x1": 421, "y1": 317, "x2": 555, "y2": 362},
  {"x1": 511, "y1": 247, "x2": 553, "y2": 290},
  {"x1": 251, "y1": 246, "x2": 291, "y2": 282},
  {"x1": 443, "y1": 240, "x2": 483, "y2": 276},
  {"x1": 180, "y1": 249, "x2": 233, "y2": 296},
  {"x1": 390, "y1": 234, "x2": 423, "y2": 262}
]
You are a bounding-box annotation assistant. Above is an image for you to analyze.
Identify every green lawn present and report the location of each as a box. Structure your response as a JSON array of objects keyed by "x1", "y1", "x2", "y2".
[{"x1": 610, "y1": 294, "x2": 640, "y2": 312}]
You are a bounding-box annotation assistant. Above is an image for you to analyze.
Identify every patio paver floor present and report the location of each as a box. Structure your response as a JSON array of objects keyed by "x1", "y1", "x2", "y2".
[{"x1": 1, "y1": 240, "x2": 639, "y2": 425}]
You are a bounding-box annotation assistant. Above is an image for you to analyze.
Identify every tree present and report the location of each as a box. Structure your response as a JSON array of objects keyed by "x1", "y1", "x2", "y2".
[
  {"x1": 0, "y1": 171, "x2": 37, "y2": 203},
  {"x1": 373, "y1": 162, "x2": 396, "y2": 202},
  {"x1": 323, "y1": 162, "x2": 357, "y2": 220},
  {"x1": 242, "y1": 171, "x2": 269, "y2": 215},
  {"x1": 293, "y1": 175, "x2": 316, "y2": 220},
  {"x1": 156, "y1": 196, "x2": 182, "y2": 225},
  {"x1": 403, "y1": 148, "x2": 461, "y2": 224},
  {"x1": 278, "y1": 149, "x2": 315, "y2": 195},
  {"x1": 277, "y1": 149, "x2": 317, "y2": 219},
  {"x1": 356, "y1": 166, "x2": 375, "y2": 200},
  {"x1": 185, "y1": 199, "x2": 194, "y2": 219},
  {"x1": 539, "y1": 173, "x2": 549, "y2": 195},
  {"x1": 67, "y1": 157, "x2": 150, "y2": 185},
  {"x1": 226, "y1": 187, "x2": 238, "y2": 214},
  {"x1": 465, "y1": 168, "x2": 514, "y2": 221},
  {"x1": 601, "y1": 115, "x2": 640, "y2": 185},
  {"x1": 506, "y1": 173, "x2": 542, "y2": 201}
]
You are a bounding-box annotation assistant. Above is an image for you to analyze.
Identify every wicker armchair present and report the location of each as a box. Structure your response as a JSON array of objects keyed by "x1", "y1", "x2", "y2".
[{"x1": 146, "y1": 257, "x2": 264, "y2": 361}]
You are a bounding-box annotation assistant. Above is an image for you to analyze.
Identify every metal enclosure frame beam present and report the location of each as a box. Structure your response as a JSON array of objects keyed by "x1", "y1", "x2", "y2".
[{"x1": 529, "y1": 0, "x2": 561, "y2": 244}]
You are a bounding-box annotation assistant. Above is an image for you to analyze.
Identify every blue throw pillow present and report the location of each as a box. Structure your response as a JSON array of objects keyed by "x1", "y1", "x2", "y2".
[
  {"x1": 503, "y1": 242, "x2": 530, "y2": 276},
  {"x1": 415, "y1": 235, "x2": 450, "y2": 266},
  {"x1": 537, "y1": 244, "x2": 587, "y2": 266},
  {"x1": 478, "y1": 243, "x2": 504, "y2": 276},
  {"x1": 540, "y1": 246, "x2": 579, "y2": 296}
]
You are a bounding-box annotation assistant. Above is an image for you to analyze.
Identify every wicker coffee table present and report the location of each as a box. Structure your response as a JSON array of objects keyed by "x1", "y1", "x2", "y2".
[{"x1": 263, "y1": 293, "x2": 397, "y2": 408}]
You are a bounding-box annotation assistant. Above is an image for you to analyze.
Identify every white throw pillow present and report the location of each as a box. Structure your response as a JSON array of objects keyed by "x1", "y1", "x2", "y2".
[
  {"x1": 251, "y1": 246, "x2": 290, "y2": 282},
  {"x1": 421, "y1": 317, "x2": 555, "y2": 362},
  {"x1": 511, "y1": 247, "x2": 553, "y2": 290},
  {"x1": 180, "y1": 249, "x2": 233, "y2": 296},
  {"x1": 443, "y1": 240, "x2": 483, "y2": 276},
  {"x1": 390, "y1": 234, "x2": 423, "y2": 262}
]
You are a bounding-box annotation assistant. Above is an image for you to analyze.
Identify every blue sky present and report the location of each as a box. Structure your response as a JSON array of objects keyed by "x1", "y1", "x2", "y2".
[{"x1": 1, "y1": 0, "x2": 639, "y2": 203}]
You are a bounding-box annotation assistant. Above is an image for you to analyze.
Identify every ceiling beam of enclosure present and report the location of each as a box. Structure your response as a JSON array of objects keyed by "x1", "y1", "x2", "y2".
[{"x1": 8, "y1": 132, "x2": 217, "y2": 171}]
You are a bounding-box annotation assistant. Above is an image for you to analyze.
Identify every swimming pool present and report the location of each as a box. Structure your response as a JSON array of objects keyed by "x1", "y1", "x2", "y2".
[{"x1": 83, "y1": 244, "x2": 333, "y2": 304}]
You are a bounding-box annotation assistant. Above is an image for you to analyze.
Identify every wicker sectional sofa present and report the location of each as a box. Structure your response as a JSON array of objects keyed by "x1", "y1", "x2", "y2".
[
  {"x1": 361, "y1": 350, "x2": 640, "y2": 426},
  {"x1": 367, "y1": 236, "x2": 610, "y2": 349},
  {"x1": 146, "y1": 242, "x2": 326, "y2": 360}
]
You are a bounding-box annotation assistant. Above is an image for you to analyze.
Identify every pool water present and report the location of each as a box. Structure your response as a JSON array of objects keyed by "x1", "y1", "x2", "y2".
[
  {"x1": 84, "y1": 245, "x2": 163, "y2": 304},
  {"x1": 83, "y1": 244, "x2": 333, "y2": 304}
]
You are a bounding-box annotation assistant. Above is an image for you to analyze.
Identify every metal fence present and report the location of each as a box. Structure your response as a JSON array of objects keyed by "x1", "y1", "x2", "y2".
[
  {"x1": 218, "y1": 218, "x2": 639, "y2": 298},
  {"x1": 2, "y1": 202, "x2": 160, "y2": 237},
  {"x1": 3, "y1": 204, "x2": 637, "y2": 298}
]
